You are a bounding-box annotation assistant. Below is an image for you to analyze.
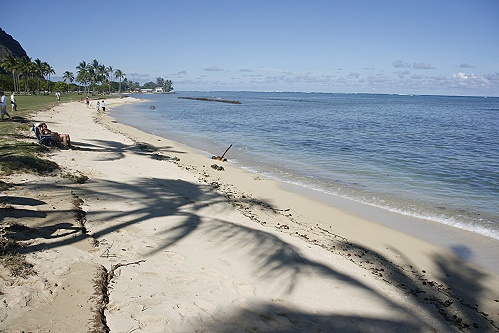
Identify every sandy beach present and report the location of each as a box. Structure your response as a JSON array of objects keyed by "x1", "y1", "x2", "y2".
[{"x1": 1, "y1": 97, "x2": 498, "y2": 332}]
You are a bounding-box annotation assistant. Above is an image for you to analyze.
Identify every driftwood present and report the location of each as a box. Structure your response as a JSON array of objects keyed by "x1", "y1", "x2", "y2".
[
  {"x1": 211, "y1": 144, "x2": 232, "y2": 162},
  {"x1": 221, "y1": 144, "x2": 232, "y2": 159}
]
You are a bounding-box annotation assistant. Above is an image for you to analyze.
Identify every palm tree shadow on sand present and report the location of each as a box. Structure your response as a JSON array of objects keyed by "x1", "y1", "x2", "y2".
[
  {"x1": 81, "y1": 175, "x2": 497, "y2": 331},
  {"x1": 3, "y1": 149, "x2": 497, "y2": 332}
]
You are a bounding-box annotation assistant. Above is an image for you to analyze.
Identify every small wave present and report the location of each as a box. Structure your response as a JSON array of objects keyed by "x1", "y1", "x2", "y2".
[{"x1": 238, "y1": 163, "x2": 499, "y2": 241}]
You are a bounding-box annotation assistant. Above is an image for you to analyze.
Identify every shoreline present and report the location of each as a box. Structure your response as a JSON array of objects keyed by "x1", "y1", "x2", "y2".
[
  {"x1": 115, "y1": 93, "x2": 499, "y2": 244},
  {"x1": 1, "y1": 98, "x2": 498, "y2": 332},
  {"x1": 281, "y1": 182, "x2": 499, "y2": 274},
  {"x1": 114, "y1": 95, "x2": 499, "y2": 274}
]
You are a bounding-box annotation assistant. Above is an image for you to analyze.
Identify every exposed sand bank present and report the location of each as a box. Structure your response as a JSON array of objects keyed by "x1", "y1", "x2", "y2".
[{"x1": 1, "y1": 98, "x2": 498, "y2": 332}]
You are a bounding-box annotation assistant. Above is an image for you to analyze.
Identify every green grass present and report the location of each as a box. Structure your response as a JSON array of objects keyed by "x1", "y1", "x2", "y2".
[
  {"x1": 0, "y1": 94, "x2": 65, "y2": 175},
  {"x1": 13, "y1": 92, "x2": 93, "y2": 112}
]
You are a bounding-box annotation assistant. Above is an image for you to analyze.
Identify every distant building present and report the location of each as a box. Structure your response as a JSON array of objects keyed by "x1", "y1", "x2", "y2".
[
  {"x1": 140, "y1": 88, "x2": 153, "y2": 93},
  {"x1": 154, "y1": 87, "x2": 164, "y2": 93}
]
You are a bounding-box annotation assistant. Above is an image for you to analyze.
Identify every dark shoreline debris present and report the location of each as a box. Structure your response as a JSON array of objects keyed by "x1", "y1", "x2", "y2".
[{"x1": 178, "y1": 96, "x2": 241, "y2": 104}]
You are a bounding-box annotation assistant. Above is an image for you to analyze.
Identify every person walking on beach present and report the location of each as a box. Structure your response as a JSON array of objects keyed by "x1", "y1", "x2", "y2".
[
  {"x1": 10, "y1": 92, "x2": 16, "y2": 112},
  {"x1": 85, "y1": 96, "x2": 90, "y2": 108},
  {"x1": 56, "y1": 91, "x2": 61, "y2": 102},
  {"x1": 101, "y1": 100, "x2": 106, "y2": 111},
  {"x1": 96, "y1": 101, "x2": 101, "y2": 111},
  {"x1": 0, "y1": 91, "x2": 11, "y2": 121}
]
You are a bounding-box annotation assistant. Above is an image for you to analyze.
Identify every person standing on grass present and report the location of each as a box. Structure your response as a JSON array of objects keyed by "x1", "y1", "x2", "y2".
[
  {"x1": 10, "y1": 92, "x2": 16, "y2": 111},
  {"x1": 0, "y1": 91, "x2": 11, "y2": 121},
  {"x1": 10, "y1": 92, "x2": 17, "y2": 112}
]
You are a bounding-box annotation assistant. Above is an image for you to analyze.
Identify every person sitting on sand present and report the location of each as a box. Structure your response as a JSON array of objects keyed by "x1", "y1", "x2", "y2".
[{"x1": 39, "y1": 123, "x2": 71, "y2": 147}]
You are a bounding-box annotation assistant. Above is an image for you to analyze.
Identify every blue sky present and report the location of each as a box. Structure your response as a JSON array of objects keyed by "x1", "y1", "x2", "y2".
[{"x1": 3, "y1": 0, "x2": 499, "y2": 96}]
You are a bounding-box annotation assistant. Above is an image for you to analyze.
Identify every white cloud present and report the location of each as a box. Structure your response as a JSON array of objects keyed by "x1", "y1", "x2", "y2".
[
  {"x1": 396, "y1": 70, "x2": 410, "y2": 78},
  {"x1": 367, "y1": 74, "x2": 390, "y2": 86},
  {"x1": 349, "y1": 72, "x2": 360, "y2": 79},
  {"x1": 204, "y1": 66, "x2": 225, "y2": 72},
  {"x1": 451, "y1": 72, "x2": 489, "y2": 88},
  {"x1": 393, "y1": 60, "x2": 411, "y2": 68},
  {"x1": 453, "y1": 72, "x2": 470, "y2": 79},
  {"x1": 127, "y1": 72, "x2": 151, "y2": 83},
  {"x1": 413, "y1": 63, "x2": 434, "y2": 70},
  {"x1": 430, "y1": 75, "x2": 449, "y2": 85},
  {"x1": 263, "y1": 75, "x2": 286, "y2": 84},
  {"x1": 484, "y1": 72, "x2": 499, "y2": 81},
  {"x1": 175, "y1": 79, "x2": 197, "y2": 85},
  {"x1": 173, "y1": 64, "x2": 499, "y2": 96}
]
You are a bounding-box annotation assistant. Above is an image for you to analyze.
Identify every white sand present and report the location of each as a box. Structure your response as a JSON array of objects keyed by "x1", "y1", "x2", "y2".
[{"x1": 1, "y1": 98, "x2": 498, "y2": 332}]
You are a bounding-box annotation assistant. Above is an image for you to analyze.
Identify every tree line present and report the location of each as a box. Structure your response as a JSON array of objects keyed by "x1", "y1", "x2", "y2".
[
  {"x1": 0, "y1": 56, "x2": 173, "y2": 95},
  {"x1": 1, "y1": 55, "x2": 55, "y2": 94}
]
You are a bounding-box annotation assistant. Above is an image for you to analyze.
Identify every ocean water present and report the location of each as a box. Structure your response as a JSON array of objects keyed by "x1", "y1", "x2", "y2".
[{"x1": 111, "y1": 92, "x2": 499, "y2": 240}]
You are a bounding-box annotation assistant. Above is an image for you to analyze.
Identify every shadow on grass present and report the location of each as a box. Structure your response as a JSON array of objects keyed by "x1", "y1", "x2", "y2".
[
  {"x1": 0, "y1": 154, "x2": 59, "y2": 175},
  {"x1": 0, "y1": 133, "x2": 58, "y2": 175}
]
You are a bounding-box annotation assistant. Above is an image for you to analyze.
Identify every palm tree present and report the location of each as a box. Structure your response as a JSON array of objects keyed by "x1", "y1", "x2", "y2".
[
  {"x1": 98, "y1": 64, "x2": 106, "y2": 84},
  {"x1": 165, "y1": 80, "x2": 174, "y2": 92},
  {"x1": 76, "y1": 61, "x2": 89, "y2": 94},
  {"x1": 105, "y1": 66, "x2": 113, "y2": 93},
  {"x1": 1, "y1": 55, "x2": 21, "y2": 92},
  {"x1": 63, "y1": 71, "x2": 74, "y2": 99},
  {"x1": 156, "y1": 77, "x2": 165, "y2": 87},
  {"x1": 19, "y1": 56, "x2": 33, "y2": 93},
  {"x1": 33, "y1": 58, "x2": 45, "y2": 94},
  {"x1": 88, "y1": 59, "x2": 102, "y2": 94},
  {"x1": 87, "y1": 65, "x2": 96, "y2": 95},
  {"x1": 90, "y1": 59, "x2": 100, "y2": 72},
  {"x1": 114, "y1": 69, "x2": 125, "y2": 94},
  {"x1": 45, "y1": 63, "x2": 55, "y2": 93},
  {"x1": 76, "y1": 60, "x2": 87, "y2": 73}
]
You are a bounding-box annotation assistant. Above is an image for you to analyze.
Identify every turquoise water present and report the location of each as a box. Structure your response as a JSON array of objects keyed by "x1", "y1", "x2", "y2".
[{"x1": 111, "y1": 92, "x2": 499, "y2": 240}]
